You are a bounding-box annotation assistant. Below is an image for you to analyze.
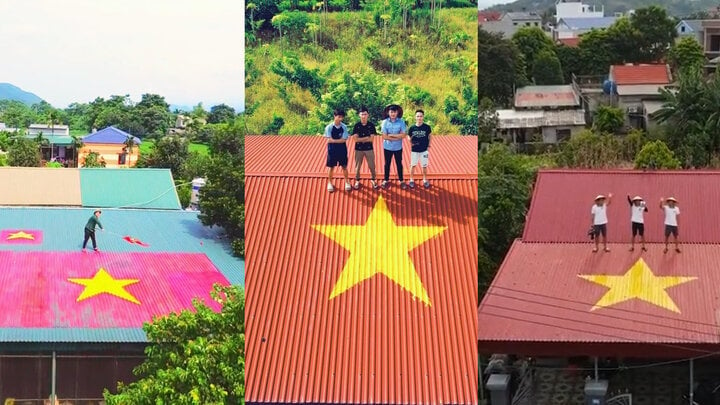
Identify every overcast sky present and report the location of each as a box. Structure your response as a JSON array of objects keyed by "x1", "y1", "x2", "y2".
[
  {"x1": 478, "y1": 0, "x2": 514, "y2": 10},
  {"x1": 0, "y1": 0, "x2": 244, "y2": 111}
]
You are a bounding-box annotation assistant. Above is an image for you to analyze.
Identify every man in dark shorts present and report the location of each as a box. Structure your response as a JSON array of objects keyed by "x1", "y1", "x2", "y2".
[
  {"x1": 660, "y1": 197, "x2": 681, "y2": 253},
  {"x1": 82, "y1": 210, "x2": 104, "y2": 252},
  {"x1": 324, "y1": 109, "x2": 351, "y2": 193},
  {"x1": 351, "y1": 106, "x2": 378, "y2": 189},
  {"x1": 628, "y1": 195, "x2": 648, "y2": 252},
  {"x1": 590, "y1": 193, "x2": 612, "y2": 252},
  {"x1": 380, "y1": 104, "x2": 407, "y2": 189}
]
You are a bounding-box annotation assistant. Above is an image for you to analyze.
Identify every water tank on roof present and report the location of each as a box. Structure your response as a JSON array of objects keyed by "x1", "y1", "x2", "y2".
[
  {"x1": 602, "y1": 80, "x2": 617, "y2": 95},
  {"x1": 190, "y1": 177, "x2": 206, "y2": 210}
]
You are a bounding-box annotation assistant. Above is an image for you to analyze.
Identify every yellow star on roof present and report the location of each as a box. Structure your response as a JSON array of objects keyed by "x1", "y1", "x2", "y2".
[
  {"x1": 578, "y1": 258, "x2": 696, "y2": 313},
  {"x1": 68, "y1": 268, "x2": 140, "y2": 305},
  {"x1": 7, "y1": 231, "x2": 34, "y2": 240},
  {"x1": 312, "y1": 195, "x2": 446, "y2": 306}
]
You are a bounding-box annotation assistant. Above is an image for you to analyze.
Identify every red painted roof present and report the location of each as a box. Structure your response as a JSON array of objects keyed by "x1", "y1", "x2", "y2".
[
  {"x1": 246, "y1": 135, "x2": 477, "y2": 178},
  {"x1": 557, "y1": 37, "x2": 580, "y2": 48},
  {"x1": 478, "y1": 242, "x2": 720, "y2": 356},
  {"x1": 523, "y1": 170, "x2": 720, "y2": 244},
  {"x1": 610, "y1": 64, "x2": 671, "y2": 85},
  {"x1": 246, "y1": 136, "x2": 478, "y2": 405},
  {"x1": 479, "y1": 11, "x2": 501, "y2": 22}
]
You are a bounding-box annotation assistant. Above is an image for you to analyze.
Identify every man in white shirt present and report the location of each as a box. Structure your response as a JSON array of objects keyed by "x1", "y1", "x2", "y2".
[
  {"x1": 628, "y1": 195, "x2": 648, "y2": 252},
  {"x1": 660, "y1": 197, "x2": 681, "y2": 253},
  {"x1": 591, "y1": 193, "x2": 612, "y2": 252}
]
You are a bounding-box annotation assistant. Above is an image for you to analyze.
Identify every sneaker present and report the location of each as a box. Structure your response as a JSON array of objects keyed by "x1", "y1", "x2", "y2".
[
  {"x1": 400, "y1": 182, "x2": 407, "y2": 190},
  {"x1": 344, "y1": 182, "x2": 352, "y2": 191},
  {"x1": 94, "y1": 248, "x2": 99, "y2": 252},
  {"x1": 327, "y1": 183, "x2": 335, "y2": 193},
  {"x1": 382, "y1": 181, "x2": 389, "y2": 189},
  {"x1": 423, "y1": 181, "x2": 430, "y2": 189},
  {"x1": 408, "y1": 181, "x2": 416, "y2": 189},
  {"x1": 82, "y1": 248, "x2": 86, "y2": 253},
  {"x1": 371, "y1": 180, "x2": 378, "y2": 189},
  {"x1": 353, "y1": 181, "x2": 360, "y2": 190}
]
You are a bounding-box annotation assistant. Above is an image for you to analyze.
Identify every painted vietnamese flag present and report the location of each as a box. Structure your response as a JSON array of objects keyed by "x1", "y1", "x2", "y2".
[
  {"x1": 0, "y1": 251, "x2": 230, "y2": 328},
  {"x1": 123, "y1": 235, "x2": 150, "y2": 247},
  {"x1": 0, "y1": 229, "x2": 43, "y2": 245}
]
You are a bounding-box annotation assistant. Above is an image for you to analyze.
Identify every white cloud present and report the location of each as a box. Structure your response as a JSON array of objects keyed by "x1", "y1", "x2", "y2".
[{"x1": 0, "y1": 0, "x2": 244, "y2": 111}]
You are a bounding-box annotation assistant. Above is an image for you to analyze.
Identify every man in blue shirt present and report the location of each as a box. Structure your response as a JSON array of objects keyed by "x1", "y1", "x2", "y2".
[
  {"x1": 380, "y1": 104, "x2": 407, "y2": 189},
  {"x1": 324, "y1": 109, "x2": 351, "y2": 192}
]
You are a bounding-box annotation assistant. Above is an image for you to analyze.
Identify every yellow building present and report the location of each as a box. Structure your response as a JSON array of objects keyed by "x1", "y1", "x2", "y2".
[{"x1": 79, "y1": 126, "x2": 141, "y2": 168}]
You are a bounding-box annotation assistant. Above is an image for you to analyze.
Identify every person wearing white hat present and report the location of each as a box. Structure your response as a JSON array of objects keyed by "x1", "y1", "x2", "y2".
[
  {"x1": 627, "y1": 195, "x2": 648, "y2": 252},
  {"x1": 660, "y1": 196, "x2": 681, "y2": 253},
  {"x1": 590, "y1": 193, "x2": 613, "y2": 252}
]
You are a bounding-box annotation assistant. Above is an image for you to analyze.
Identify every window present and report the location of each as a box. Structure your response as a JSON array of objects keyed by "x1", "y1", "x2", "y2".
[
  {"x1": 556, "y1": 128, "x2": 572, "y2": 142},
  {"x1": 681, "y1": 26, "x2": 685, "y2": 33},
  {"x1": 118, "y1": 153, "x2": 127, "y2": 165}
]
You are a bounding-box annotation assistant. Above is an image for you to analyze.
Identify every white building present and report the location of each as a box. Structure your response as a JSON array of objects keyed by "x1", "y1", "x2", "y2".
[{"x1": 555, "y1": 0, "x2": 604, "y2": 23}]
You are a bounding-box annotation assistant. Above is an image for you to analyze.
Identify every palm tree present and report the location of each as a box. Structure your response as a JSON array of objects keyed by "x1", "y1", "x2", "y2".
[
  {"x1": 70, "y1": 135, "x2": 84, "y2": 167},
  {"x1": 123, "y1": 135, "x2": 136, "y2": 167},
  {"x1": 47, "y1": 111, "x2": 60, "y2": 161}
]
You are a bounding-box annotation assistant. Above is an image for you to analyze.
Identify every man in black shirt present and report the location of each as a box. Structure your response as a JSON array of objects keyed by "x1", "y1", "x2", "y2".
[
  {"x1": 351, "y1": 106, "x2": 379, "y2": 189},
  {"x1": 407, "y1": 109, "x2": 431, "y2": 189}
]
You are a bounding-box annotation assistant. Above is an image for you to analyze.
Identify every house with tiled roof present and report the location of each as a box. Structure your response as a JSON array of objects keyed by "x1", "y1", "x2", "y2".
[
  {"x1": 608, "y1": 64, "x2": 673, "y2": 130},
  {"x1": 496, "y1": 85, "x2": 587, "y2": 146},
  {"x1": 0, "y1": 167, "x2": 243, "y2": 401},
  {"x1": 479, "y1": 169, "x2": 720, "y2": 402},
  {"x1": 80, "y1": 126, "x2": 142, "y2": 168},
  {"x1": 554, "y1": 16, "x2": 616, "y2": 40},
  {"x1": 245, "y1": 135, "x2": 477, "y2": 405}
]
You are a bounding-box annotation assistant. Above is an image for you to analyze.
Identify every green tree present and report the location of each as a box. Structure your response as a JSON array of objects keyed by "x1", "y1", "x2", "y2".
[
  {"x1": 83, "y1": 151, "x2": 107, "y2": 168},
  {"x1": 104, "y1": 285, "x2": 245, "y2": 405},
  {"x1": 146, "y1": 136, "x2": 190, "y2": 176},
  {"x1": 593, "y1": 105, "x2": 625, "y2": 134},
  {"x1": 532, "y1": 49, "x2": 564, "y2": 85},
  {"x1": 207, "y1": 104, "x2": 237, "y2": 124},
  {"x1": 555, "y1": 43, "x2": 583, "y2": 83},
  {"x1": 479, "y1": 28, "x2": 527, "y2": 106},
  {"x1": 478, "y1": 97, "x2": 498, "y2": 143},
  {"x1": 511, "y1": 26, "x2": 555, "y2": 78},
  {"x1": 7, "y1": 137, "x2": 41, "y2": 167},
  {"x1": 605, "y1": 17, "x2": 642, "y2": 64},
  {"x1": 578, "y1": 29, "x2": 616, "y2": 75},
  {"x1": 668, "y1": 36, "x2": 705, "y2": 72},
  {"x1": 634, "y1": 140, "x2": 681, "y2": 169},
  {"x1": 630, "y1": 6, "x2": 677, "y2": 62},
  {"x1": 199, "y1": 119, "x2": 244, "y2": 257},
  {"x1": 621, "y1": 129, "x2": 648, "y2": 162}
]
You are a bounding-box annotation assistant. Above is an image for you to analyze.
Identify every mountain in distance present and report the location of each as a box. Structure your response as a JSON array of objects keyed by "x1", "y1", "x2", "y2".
[
  {"x1": 0, "y1": 83, "x2": 43, "y2": 106},
  {"x1": 483, "y1": 0, "x2": 716, "y2": 18}
]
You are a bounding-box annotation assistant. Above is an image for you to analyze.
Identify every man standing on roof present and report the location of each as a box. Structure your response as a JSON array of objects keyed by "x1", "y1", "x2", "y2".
[
  {"x1": 628, "y1": 195, "x2": 648, "y2": 252},
  {"x1": 324, "y1": 109, "x2": 352, "y2": 193},
  {"x1": 351, "y1": 106, "x2": 379, "y2": 190},
  {"x1": 660, "y1": 197, "x2": 681, "y2": 253},
  {"x1": 82, "y1": 210, "x2": 104, "y2": 252},
  {"x1": 591, "y1": 193, "x2": 612, "y2": 252},
  {"x1": 407, "y1": 109, "x2": 432, "y2": 189},
  {"x1": 381, "y1": 104, "x2": 407, "y2": 190}
]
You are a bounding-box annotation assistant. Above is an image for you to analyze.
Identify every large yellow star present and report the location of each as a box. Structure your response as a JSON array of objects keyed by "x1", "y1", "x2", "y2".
[
  {"x1": 68, "y1": 268, "x2": 141, "y2": 305},
  {"x1": 312, "y1": 195, "x2": 446, "y2": 306},
  {"x1": 578, "y1": 258, "x2": 696, "y2": 313},
  {"x1": 7, "y1": 231, "x2": 34, "y2": 240}
]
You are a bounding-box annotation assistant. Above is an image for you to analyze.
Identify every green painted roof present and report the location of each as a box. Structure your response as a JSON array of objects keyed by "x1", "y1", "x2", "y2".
[
  {"x1": 25, "y1": 134, "x2": 74, "y2": 146},
  {"x1": 79, "y1": 168, "x2": 181, "y2": 209}
]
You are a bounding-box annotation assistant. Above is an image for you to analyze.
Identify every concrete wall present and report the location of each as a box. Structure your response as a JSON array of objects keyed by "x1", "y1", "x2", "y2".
[{"x1": 79, "y1": 144, "x2": 140, "y2": 168}]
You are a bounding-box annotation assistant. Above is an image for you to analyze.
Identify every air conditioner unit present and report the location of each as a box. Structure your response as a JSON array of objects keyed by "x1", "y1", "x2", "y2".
[{"x1": 626, "y1": 106, "x2": 642, "y2": 114}]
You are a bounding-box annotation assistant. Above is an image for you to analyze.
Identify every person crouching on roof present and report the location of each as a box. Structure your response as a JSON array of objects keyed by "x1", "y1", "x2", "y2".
[
  {"x1": 591, "y1": 193, "x2": 612, "y2": 252},
  {"x1": 628, "y1": 195, "x2": 648, "y2": 252}
]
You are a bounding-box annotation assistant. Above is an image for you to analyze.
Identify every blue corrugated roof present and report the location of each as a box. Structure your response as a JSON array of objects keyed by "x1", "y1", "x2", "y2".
[
  {"x1": 82, "y1": 126, "x2": 141, "y2": 145},
  {"x1": 0, "y1": 207, "x2": 243, "y2": 343},
  {"x1": 559, "y1": 17, "x2": 617, "y2": 30},
  {"x1": 79, "y1": 168, "x2": 181, "y2": 209}
]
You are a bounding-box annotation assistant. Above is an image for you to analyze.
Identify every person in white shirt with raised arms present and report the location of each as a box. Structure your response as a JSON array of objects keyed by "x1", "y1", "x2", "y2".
[
  {"x1": 628, "y1": 195, "x2": 648, "y2": 252},
  {"x1": 660, "y1": 196, "x2": 681, "y2": 253},
  {"x1": 591, "y1": 193, "x2": 612, "y2": 253}
]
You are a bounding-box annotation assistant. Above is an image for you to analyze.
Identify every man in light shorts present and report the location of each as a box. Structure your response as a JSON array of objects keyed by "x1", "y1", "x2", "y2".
[
  {"x1": 591, "y1": 193, "x2": 612, "y2": 252},
  {"x1": 407, "y1": 109, "x2": 431, "y2": 189},
  {"x1": 660, "y1": 196, "x2": 681, "y2": 253},
  {"x1": 627, "y1": 195, "x2": 648, "y2": 252}
]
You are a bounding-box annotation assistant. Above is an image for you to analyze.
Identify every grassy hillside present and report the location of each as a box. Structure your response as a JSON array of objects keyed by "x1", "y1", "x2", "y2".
[
  {"x1": 245, "y1": 8, "x2": 478, "y2": 135},
  {"x1": 485, "y1": 0, "x2": 714, "y2": 17}
]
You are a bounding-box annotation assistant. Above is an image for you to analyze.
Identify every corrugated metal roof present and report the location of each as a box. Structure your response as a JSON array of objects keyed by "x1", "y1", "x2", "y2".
[
  {"x1": 523, "y1": 170, "x2": 720, "y2": 244},
  {"x1": 246, "y1": 154, "x2": 478, "y2": 403},
  {"x1": 610, "y1": 64, "x2": 671, "y2": 85},
  {"x1": 478, "y1": 241, "x2": 720, "y2": 351},
  {"x1": 25, "y1": 133, "x2": 74, "y2": 146},
  {"x1": 246, "y1": 135, "x2": 477, "y2": 178},
  {"x1": 558, "y1": 17, "x2": 617, "y2": 30},
  {"x1": 82, "y1": 126, "x2": 141, "y2": 144},
  {"x1": 497, "y1": 109, "x2": 585, "y2": 128},
  {"x1": 79, "y1": 168, "x2": 181, "y2": 209},
  {"x1": 0, "y1": 207, "x2": 244, "y2": 342},
  {"x1": 0, "y1": 167, "x2": 82, "y2": 206},
  {"x1": 515, "y1": 85, "x2": 580, "y2": 108}
]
